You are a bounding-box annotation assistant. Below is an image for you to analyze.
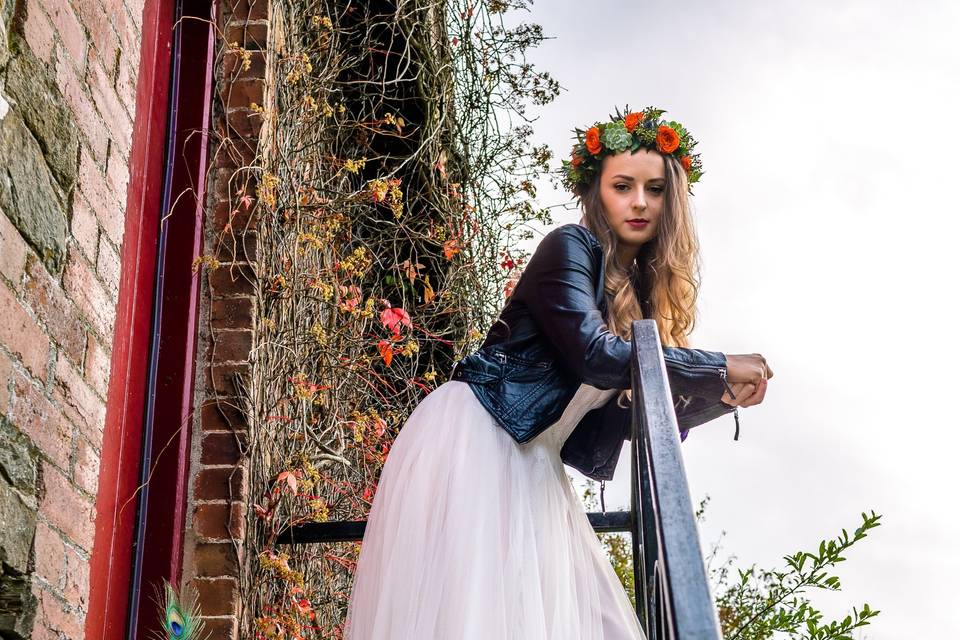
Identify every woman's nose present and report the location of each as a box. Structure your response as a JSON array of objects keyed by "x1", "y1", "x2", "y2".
[{"x1": 633, "y1": 193, "x2": 647, "y2": 210}]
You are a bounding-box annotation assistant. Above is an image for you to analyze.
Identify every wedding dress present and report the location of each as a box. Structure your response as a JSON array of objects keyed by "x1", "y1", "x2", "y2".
[{"x1": 344, "y1": 379, "x2": 646, "y2": 640}]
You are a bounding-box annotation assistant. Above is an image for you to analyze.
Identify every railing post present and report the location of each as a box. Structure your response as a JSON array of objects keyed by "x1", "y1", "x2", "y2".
[{"x1": 629, "y1": 319, "x2": 723, "y2": 639}]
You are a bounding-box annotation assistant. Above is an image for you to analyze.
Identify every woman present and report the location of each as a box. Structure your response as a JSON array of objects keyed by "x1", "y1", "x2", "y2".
[{"x1": 344, "y1": 107, "x2": 772, "y2": 639}]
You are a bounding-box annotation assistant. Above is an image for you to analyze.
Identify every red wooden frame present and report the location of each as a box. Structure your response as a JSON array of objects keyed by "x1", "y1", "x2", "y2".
[{"x1": 86, "y1": 1, "x2": 215, "y2": 638}]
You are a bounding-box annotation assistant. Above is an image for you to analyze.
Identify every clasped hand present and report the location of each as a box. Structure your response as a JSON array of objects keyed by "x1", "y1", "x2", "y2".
[{"x1": 721, "y1": 353, "x2": 773, "y2": 408}]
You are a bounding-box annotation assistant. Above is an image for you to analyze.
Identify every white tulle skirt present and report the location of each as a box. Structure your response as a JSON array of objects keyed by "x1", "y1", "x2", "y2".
[{"x1": 344, "y1": 379, "x2": 645, "y2": 640}]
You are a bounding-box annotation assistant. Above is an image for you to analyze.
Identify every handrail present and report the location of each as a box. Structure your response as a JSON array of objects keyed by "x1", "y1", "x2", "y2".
[{"x1": 278, "y1": 319, "x2": 722, "y2": 638}]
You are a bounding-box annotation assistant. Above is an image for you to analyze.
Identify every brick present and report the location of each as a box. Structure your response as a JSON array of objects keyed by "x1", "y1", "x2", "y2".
[
  {"x1": 111, "y1": 3, "x2": 141, "y2": 68},
  {"x1": 194, "y1": 466, "x2": 245, "y2": 501},
  {"x1": 214, "y1": 231, "x2": 258, "y2": 263},
  {"x1": 105, "y1": 142, "x2": 131, "y2": 200},
  {"x1": 210, "y1": 199, "x2": 258, "y2": 234},
  {"x1": 55, "y1": 54, "x2": 110, "y2": 164},
  {"x1": 206, "y1": 363, "x2": 248, "y2": 397},
  {"x1": 223, "y1": 49, "x2": 266, "y2": 78},
  {"x1": 71, "y1": 194, "x2": 100, "y2": 262},
  {"x1": 193, "y1": 542, "x2": 240, "y2": 577},
  {"x1": 200, "y1": 400, "x2": 247, "y2": 432},
  {"x1": 194, "y1": 577, "x2": 238, "y2": 617},
  {"x1": 211, "y1": 330, "x2": 253, "y2": 363},
  {"x1": 33, "y1": 521, "x2": 67, "y2": 589},
  {"x1": 200, "y1": 432, "x2": 246, "y2": 466},
  {"x1": 223, "y1": 0, "x2": 269, "y2": 21},
  {"x1": 72, "y1": 0, "x2": 119, "y2": 67},
  {"x1": 225, "y1": 107, "x2": 263, "y2": 138},
  {"x1": 40, "y1": 462, "x2": 95, "y2": 552},
  {"x1": 210, "y1": 297, "x2": 253, "y2": 329},
  {"x1": 84, "y1": 334, "x2": 111, "y2": 398},
  {"x1": 208, "y1": 263, "x2": 256, "y2": 299},
  {"x1": 225, "y1": 21, "x2": 268, "y2": 50},
  {"x1": 22, "y1": 0, "x2": 56, "y2": 63},
  {"x1": 115, "y1": 57, "x2": 138, "y2": 120},
  {"x1": 219, "y1": 78, "x2": 264, "y2": 110},
  {"x1": 198, "y1": 616, "x2": 238, "y2": 638},
  {"x1": 87, "y1": 59, "x2": 132, "y2": 158},
  {"x1": 97, "y1": 234, "x2": 121, "y2": 295},
  {"x1": 193, "y1": 502, "x2": 244, "y2": 540},
  {"x1": 77, "y1": 149, "x2": 123, "y2": 246},
  {"x1": 64, "y1": 248, "x2": 115, "y2": 341},
  {"x1": 46, "y1": 2, "x2": 87, "y2": 69},
  {"x1": 0, "y1": 282, "x2": 49, "y2": 379},
  {"x1": 53, "y1": 352, "x2": 106, "y2": 445},
  {"x1": 23, "y1": 256, "x2": 87, "y2": 366},
  {"x1": 33, "y1": 584, "x2": 84, "y2": 640},
  {"x1": 73, "y1": 435, "x2": 100, "y2": 495},
  {"x1": 63, "y1": 544, "x2": 90, "y2": 608},
  {"x1": 10, "y1": 374, "x2": 72, "y2": 471}
]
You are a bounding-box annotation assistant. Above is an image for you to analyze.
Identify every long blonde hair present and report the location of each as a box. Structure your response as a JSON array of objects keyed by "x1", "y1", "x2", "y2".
[{"x1": 578, "y1": 152, "x2": 702, "y2": 405}]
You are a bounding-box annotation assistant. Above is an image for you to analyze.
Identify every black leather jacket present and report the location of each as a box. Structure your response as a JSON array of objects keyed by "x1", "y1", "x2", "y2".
[{"x1": 450, "y1": 223, "x2": 737, "y2": 481}]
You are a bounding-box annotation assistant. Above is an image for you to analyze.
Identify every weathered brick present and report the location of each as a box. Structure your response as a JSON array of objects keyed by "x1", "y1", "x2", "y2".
[
  {"x1": 223, "y1": 0, "x2": 269, "y2": 22},
  {"x1": 223, "y1": 49, "x2": 266, "y2": 78},
  {"x1": 194, "y1": 577, "x2": 238, "y2": 617},
  {"x1": 200, "y1": 399, "x2": 247, "y2": 432},
  {"x1": 10, "y1": 374, "x2": 72, "y2": 471},
  {"x1": 40, "y1": 462, "x2": 95, "y2": 552},
  {"x1": 55, "y1": 54, "x2": 110, "y2": 164},
  {"x1": 45, "y1": 2, "x2": 87, "y2": 69},
  {"x1": 33, "y1": 521, "x2": 66, "y2": 589},
  {"x1": 200, "y1": 432, "x2": 246, "y2": 466},
  {"x1": 210, "y1": 297, "x2": 253, "y2": 330},
  {"x1": 210, "y1": 198, "x2": 258, "y2": 234},
  {"x1": 211, "y1": 329, "x2": 253, "y2": 364},
  {"x1": 115, "y1": 57, "x2": 138, "y2": 120},
  {"x1": 87, "y1": 59, "x2": 132, "y2": 158},
  {"x1": 214, "y1": 230, "x2": 258, "y2": 263},
  {"x1": 70, "y1": 194, "x2": 100, "y2": 262},
  {"x1": 208, "y1": 264, "x2": 256, "y2": 299},
  {"x1": 105, "y1": 141, "x2": 131, "y2": 200},
  {"x1": 33, "y1": 583, "x2": 83, "y2": 639},
  {"x1": 63, "y1": 248, "x2": 115, "y2": 341},
  {"x1": 84, "y1": 334, "x2": 110, "y2": 398},
  {"x1": 0, "y1": 282, "x2": 49, "y2": 379},
  {"x1": 193, "y1": 502, "x2": 244, "y2": 540},
  {"x1": 23, "y1": 256, "x2": 87, "y2": 366},
  {"x1": 206, "y1": 363, "x2": 248, "y2": 397},
  {"x1": 193, "y1": 542, "x2": 240, "y2": 577},
  {"x1": 73, "y1": 435, "x2": 100, "y2": 495},
  {"x1": 225, "y1": 21, "x2": 268, "y2": 50},
  {"x1": 0, "y1": 210, "x2": 28, "y2": 285},
  {"x1": 194, "y1": 466, "x2": 246, "y2": 501},
  {"x1": 220, "y1": 78, "x2": 264, "y2": 111},
  {"x1": 52, "y1": 352, "x2": 105, "y2": 445},
  {"x1": 77, "y1": 149, "x2": 123, "y2": 246},
  {"x1": 225, "y1": 107, "x2": 263, "y2": 138},
  {"x1": 96, "y1": 234, "x2": 120, "y2": 295},
  {"x1": 198, "y1": 616, "x2": 238, "y2": 638},
  {"x1": 21, "y1": 0, "x2": 56, "y2": 63},
  {"x1": 71, "y1": 0, "x2": 119, "y2": 67},
  {"x1": 63, "y1": 544, "x2": 90, "y2": 608}
]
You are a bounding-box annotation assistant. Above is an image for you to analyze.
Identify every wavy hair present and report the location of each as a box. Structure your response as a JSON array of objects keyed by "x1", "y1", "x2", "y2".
[{"x1": 577, "y1": 152, "x2": 702, "y2": 404}]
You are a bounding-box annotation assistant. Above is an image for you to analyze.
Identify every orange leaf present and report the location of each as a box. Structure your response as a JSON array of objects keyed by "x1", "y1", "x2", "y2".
[{"x1": 377, "y1": 339, "x2": 394, "y2": 366}]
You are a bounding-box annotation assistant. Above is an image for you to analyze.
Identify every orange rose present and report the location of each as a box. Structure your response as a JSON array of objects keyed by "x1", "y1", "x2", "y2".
[
  {"x1": 623, "y1": 112, "x2": 643, "y2": 132},
  {"x1": 680, "y1": 155, "x2": 692, "y2": 172},
  {"x1": 656, "y1": 125, "x2": 680, "y2": 154},
  {"x1": 585, "y1": 127, "x2": 602, "y2": 155},
  {"x1": 571, "y1": 154, "x2": 583, "y2": 167}
]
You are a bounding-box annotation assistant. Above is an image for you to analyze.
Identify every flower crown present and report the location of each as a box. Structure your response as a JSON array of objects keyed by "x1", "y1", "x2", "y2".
[{"x1": 560, "y1": 106, "x2": 703, "y2": 194}]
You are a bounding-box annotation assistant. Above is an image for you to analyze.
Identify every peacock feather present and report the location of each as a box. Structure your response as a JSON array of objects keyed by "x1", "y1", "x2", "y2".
[{"x1": 152, "y1": 579, "x2": 206, "y2": 640}]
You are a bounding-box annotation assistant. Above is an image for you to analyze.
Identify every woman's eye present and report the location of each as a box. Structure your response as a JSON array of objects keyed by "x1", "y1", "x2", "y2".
[
  {"x1": 614, "y1": 183, "x2": 630, "y2": 191},
  {"x1": 648, "y1": 186, "x2": 664, "y2": 194}
]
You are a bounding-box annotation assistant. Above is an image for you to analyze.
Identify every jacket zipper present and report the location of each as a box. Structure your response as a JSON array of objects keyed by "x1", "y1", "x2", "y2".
[{"x1": 718, "y1": 368, "x2": 741, "y2": 441}]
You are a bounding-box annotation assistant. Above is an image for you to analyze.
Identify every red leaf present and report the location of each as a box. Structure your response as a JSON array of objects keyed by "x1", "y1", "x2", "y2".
[{"x1": 379, "y1": 306, "x2": 411, "y2": 336}]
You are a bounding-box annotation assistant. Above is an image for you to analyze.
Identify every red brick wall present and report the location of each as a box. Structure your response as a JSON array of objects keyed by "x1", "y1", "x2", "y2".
[
  {"x1": 0, "y1": 0, "x2": 145, "y2": 637},
  {"x1": 181, "y1": 2, "x2": 267, "y2": 637}
]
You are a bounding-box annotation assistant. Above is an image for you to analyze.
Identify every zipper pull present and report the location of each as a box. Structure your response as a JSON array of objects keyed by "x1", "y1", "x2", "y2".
[
  {"x1": 719, "y1": 367, "x2": 737, "y2": 399},
  {"x1": 733, "y1": 407, "x2": 740, "y2": 441}
]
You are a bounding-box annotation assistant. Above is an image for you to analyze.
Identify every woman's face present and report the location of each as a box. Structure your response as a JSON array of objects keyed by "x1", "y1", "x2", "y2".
[{"x1": 598, "y1": 149, "x2": 665, "y2": 264}]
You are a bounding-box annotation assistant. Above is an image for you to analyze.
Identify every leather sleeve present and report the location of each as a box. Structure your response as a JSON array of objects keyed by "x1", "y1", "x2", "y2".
[{"x1": 518, "y1": 224, "x2": 732, "y2": 403}]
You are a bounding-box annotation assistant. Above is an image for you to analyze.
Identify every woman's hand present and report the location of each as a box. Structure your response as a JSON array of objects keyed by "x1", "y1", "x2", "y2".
[{"x1": 721, "y1": 354, "x2": 773, "y2": 408}]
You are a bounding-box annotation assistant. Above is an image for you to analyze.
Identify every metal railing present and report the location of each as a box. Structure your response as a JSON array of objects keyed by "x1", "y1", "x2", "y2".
[{"x1": 278, "y1": 318, "x2": 722, "y2": 639}]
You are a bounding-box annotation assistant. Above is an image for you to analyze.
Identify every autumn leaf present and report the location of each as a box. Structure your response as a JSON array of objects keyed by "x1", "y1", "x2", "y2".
[
  {"x1": 380, "y1": 306, "x2": 411, "y2": 337},
  {"x1": 443, "y1": 238, "x2": 461, "y2": 260},
  {"x1": 422, "y1": 274, "x2": 435, "y2": 304},
  {"x1": 377, "y1": 339, "x2": 394, "y2": 366},
  {"x1": 277, "y1": 471, "x2": 298, "y2": 494}
]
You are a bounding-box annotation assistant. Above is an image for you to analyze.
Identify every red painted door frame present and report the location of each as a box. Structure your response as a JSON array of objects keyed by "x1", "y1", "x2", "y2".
[{"x1": 86, "y1": 1, "x2": 216, "y2": 638}]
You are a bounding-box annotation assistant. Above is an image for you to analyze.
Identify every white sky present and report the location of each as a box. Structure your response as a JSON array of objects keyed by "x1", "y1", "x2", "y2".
[{"x1": 514, "y1": 0, "x2": 960, "y2": 636}]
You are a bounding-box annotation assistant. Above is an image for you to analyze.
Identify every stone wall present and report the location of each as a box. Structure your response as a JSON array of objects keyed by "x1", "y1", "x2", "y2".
[{"x1": 0, "y1": 0, "x2": 144, "y2": 636}]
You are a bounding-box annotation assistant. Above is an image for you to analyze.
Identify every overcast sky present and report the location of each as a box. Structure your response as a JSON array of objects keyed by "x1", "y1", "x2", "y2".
[{"x1": 514, "y1": 1, "x2": 960, "y2": 636}]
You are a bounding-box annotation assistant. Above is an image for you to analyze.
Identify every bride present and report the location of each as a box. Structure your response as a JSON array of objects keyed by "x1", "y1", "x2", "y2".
[{"x1": 344, "y1": 107, "x2": 773, "y2": 639}]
